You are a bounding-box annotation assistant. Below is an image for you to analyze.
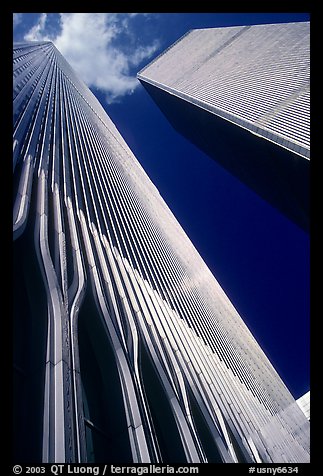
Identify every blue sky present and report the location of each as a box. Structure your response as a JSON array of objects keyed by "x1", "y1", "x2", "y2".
[{"x1": 13, "y1": 12, "x2": 310, "y2": 398}]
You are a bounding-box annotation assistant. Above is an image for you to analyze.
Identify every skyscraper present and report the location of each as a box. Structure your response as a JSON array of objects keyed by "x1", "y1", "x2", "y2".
[
  {"x1": 13, "y1": 41, "x2": 310, "y2": 464},
  {"x1": 137, "y1": 22, "x2": 310, "y2": 231},
  {"x1": 297, "y1": 392, "x2": 310, "y2": 422}
]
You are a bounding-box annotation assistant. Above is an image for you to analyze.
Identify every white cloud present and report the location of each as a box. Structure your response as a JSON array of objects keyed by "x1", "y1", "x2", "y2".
[
  {"x1": 23, "y1": 13, "x2": 160, "y2": 103},
  {"x1": 24, "y1": 13, "x2": 51, "y2": 41}
]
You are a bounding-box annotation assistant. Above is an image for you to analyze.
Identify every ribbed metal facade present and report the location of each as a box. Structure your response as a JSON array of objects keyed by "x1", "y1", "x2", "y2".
[
  {"x1": 297, "y1": 392, "x2": 310, "y2": 422},
  {"x1": 13, "y1": 41, "x2": 310, "y2": 464},
  {"x1": 138, "y1": 22, "x2": 310, "y2": 159},
  {"x1": 137, "y1": 22, "x2": 310, "y2": 232}
]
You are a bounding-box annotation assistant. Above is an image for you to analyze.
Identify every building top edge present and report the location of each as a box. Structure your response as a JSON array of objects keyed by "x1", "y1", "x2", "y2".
[
  {"x1": 14, "y1": 40, "x2": 53, "y2": 47},
  {"x1": 137, "y1": 20, "x2": 309, "y2": 79},
  {"x1": 137, "y1": 29, "x2": 193, "y2": 78},
  {"x1": 190, "y1": 20, "x2": 309, "y2": 31}
]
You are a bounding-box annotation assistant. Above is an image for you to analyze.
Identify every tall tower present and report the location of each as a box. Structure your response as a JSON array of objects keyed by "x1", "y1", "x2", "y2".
[
  {"x1": 13, "y1": 41, "x2": 310, "y2": 464},
  {"x1": 138, "y1": 22, "x2": 310, "y2": 231}
]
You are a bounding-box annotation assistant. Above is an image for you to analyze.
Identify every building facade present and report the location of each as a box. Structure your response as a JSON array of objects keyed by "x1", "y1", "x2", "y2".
[
  {"x1": 138, "y1": 22, "x2": 310, "y2": 231},
  {"x1": 297, "y1": 392, "x2": 310, "y2": 421},
  {"x1": 13, "y1": 41, "x2": 310, "y2": 464}
]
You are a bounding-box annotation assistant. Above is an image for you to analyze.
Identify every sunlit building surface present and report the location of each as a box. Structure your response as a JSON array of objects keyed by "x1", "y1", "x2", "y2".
[
  {"x1": 297, "y1": 391, "x2": 310, "y2": 421},
  {"x1": 13, "y1": 41, "x2": 310, "y2": 464},
  {"x1": 138, "y1": 22, "x2": 310, "y2": 231}
]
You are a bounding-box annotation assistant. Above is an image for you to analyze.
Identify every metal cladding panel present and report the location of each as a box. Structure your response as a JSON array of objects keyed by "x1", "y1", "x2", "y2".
[
  {"x1": 13, "y1": 41, "x2": 310, "y2": 463},
  {"x1": 297, "y1": 391, "x2": 310, "y2": 421},
  {"x1": 138, "y1": 22, "x2": 310, "y2": 159}
]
